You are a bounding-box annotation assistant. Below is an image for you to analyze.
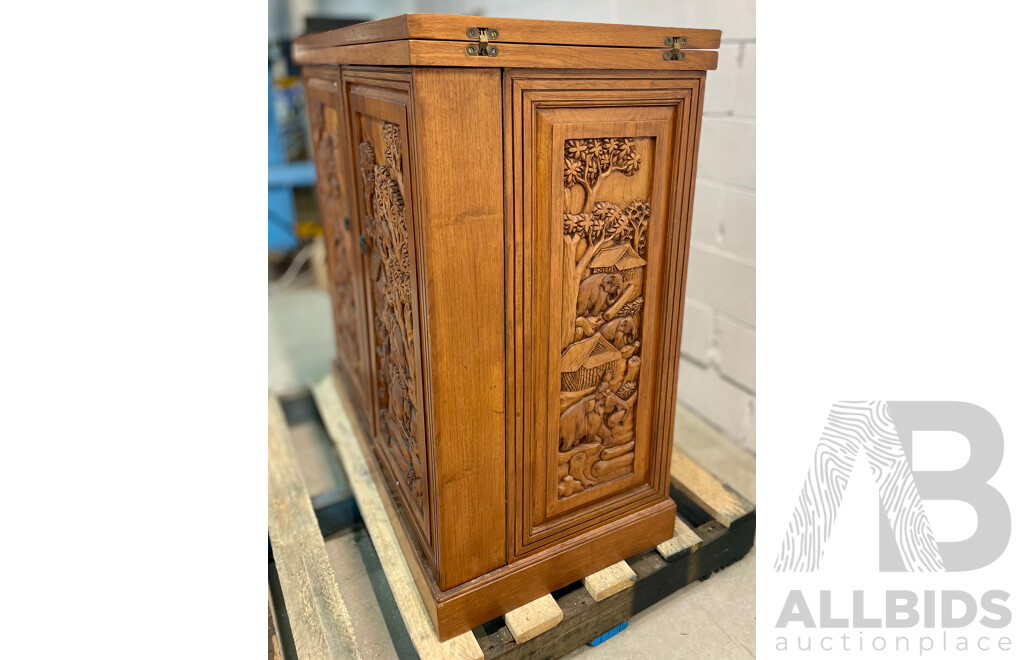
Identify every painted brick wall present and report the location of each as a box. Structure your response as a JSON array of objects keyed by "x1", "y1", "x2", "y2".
[
  {"x1": 669, "y1": 2, "x2": 756, "y2": 454},
  {"x1": 300, "y1": 0, "x2": 758, "y2": 453}
]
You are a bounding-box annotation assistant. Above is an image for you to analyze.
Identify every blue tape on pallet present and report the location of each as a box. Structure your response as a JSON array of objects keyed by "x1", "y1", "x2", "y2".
[{"x1": 587, "y1": 621, "x2": 628, "y2": 646}]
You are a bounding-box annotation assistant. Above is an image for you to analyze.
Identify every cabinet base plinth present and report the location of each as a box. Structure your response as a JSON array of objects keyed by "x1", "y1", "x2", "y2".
[
  {"x1": 328, "y1": 362, "x2": 675, "y2": 641},
  {"x1": 435, "y1": 499, "x2": 675, "y2": 640}
]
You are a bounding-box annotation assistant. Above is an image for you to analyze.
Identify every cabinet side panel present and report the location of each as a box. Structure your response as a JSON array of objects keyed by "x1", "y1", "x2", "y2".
[
  {"x1": 304, "y1": 67, "x2": 372, "y2": 428},
  {"x1": 411, "y1": 67, "x2": 506, "y2": 589}
]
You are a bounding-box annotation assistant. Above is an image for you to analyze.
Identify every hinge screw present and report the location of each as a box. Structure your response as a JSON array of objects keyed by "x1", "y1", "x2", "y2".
[{"x1": 468, "y1": 27, "x2": 499, "y2": 39}]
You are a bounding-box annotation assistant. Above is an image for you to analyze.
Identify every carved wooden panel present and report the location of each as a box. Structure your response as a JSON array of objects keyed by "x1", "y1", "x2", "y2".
[
  {"x1": 362, "y1": 126, "x2": 422, "y2": 506},
  {"x1": 509, "y1": 74, "x2": 701, "y2": 558},
  {"x1": 557, "y1": 136, "x2": 651, "y2": 500},
  {"x1": 345, "y1": 75, "x2": 434, "y2": 565},
  {"x1": 304, "y1": 70, "x2": 371, "y2": 426}
]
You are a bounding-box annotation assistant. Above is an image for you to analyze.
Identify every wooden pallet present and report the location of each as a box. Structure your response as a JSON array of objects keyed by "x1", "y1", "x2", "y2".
[{"x1": 268, "y1": 378, "x2": 755, "y2": 659}]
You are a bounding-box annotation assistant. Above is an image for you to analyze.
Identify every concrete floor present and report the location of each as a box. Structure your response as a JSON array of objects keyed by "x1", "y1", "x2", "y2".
[
  {"x1": 269, "y1": 273, "x2": 336, "y2": 397},
  {"x1": 271, "y1": 279, "x2": 756, "y2": 658}
]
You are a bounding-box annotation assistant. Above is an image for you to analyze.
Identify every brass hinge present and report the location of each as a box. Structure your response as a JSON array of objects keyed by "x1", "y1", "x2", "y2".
[
  {"x1": 664, "y1": 36, "x2": 687, "y2": 61},
  {"x1": 466, "y1": 27, "x2": 499, "y2": 57}
]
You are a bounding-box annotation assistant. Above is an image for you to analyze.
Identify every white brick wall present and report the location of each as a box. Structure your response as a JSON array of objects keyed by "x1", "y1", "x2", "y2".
[
  {"x1": 315, "y1": 0, "x2": 757, "y2": 453},
  {"x1": 678, "y1": 1, "x2": 756, "y2": 453}
]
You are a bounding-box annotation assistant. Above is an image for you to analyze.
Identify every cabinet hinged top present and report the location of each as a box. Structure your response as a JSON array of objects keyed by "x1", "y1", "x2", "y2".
[{"x1": 293, "y1": 13, "x2": 721, "y2": 71}]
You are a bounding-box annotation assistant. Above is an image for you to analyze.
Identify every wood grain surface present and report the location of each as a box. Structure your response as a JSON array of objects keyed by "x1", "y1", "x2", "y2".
[
  {"x1": 268, "y1": 395, "x2": 361, "y2": 659},
  {"x1": 293, "y1": 13, "x2": 721, "y2": 50},
  {"x1": 503, "y1": 594, "x2": 564, "y2": 644},
  {"x1": 582, "y1": 560, "x2": 637, "y2": 602},
  {"x1": 655, "y1": 515, "x2": 703, "y2": 561},
  {"x1": 671, "y1": 446, "x2": 754, "y2": 528},
  {"x1": 296, "y1": 40, "x2": 718, "y2": 70},
  {"x1": 409, "y1": 66, "x2": 507, "y2": 590}
]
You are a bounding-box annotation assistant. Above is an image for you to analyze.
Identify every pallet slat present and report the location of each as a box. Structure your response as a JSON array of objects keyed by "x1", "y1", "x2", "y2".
[
  {"x1": 268, "y1": 395, "x2": 361, "y2": 659},
  {"x1": 583, "y1": 561, "x2": 636, "y2": 602},
  {"x1": 312, "y1": 377, "x2": 484, "y2": 660},
  {"x1": 503, "y1": 594, "x2": 563, "y2": 644},
  {"x1": 656, "y1": 516, "x2": 703, "y2": 561},
  {"x1": 671, "y1": 446, "x2": 754, "y2": 528}
]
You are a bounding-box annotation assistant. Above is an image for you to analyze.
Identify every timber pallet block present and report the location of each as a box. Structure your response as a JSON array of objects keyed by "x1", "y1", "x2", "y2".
[{"x1": 268, "y1": 380, "x2": 755, "y2": 659}]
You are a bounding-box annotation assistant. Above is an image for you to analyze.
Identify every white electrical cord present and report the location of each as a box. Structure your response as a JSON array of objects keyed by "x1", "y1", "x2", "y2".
[{"x1": 268, "y1": 243, "x2": 314, "y2": 296}]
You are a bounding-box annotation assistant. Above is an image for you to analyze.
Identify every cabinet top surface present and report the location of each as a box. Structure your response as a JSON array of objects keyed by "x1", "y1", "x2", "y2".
[{"x1": 293, "y1": 13, "x2": 720, "y2": 70}]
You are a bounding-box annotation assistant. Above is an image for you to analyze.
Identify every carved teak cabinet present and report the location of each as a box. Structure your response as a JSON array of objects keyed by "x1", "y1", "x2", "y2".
[{"x1": 295, "y1": 14, "x2": 720, "y2": 640}]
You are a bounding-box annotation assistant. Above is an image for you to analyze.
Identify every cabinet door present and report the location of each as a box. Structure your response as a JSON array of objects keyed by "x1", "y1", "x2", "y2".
[
  {"x1": 342, "y1": 71, "x2": 435, "y2": 570},
  {"x1": 304, "y1": 67, "x2": 372, "y2": 427},
  {"x1": 507, "y1": 72, "x2": 703, "y2": 557}
]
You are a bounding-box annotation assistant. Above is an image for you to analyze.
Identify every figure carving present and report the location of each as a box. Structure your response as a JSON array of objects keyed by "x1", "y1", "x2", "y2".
[
  {"x1": 573, "y1": 315, "x2": 602, "y2": 342},
  {"x1": 558, "y1": 442, "x2": 604, "y2": 498},
  {"x1": 598, "y1": 317, "x2": 637, "y2": 350},
  {"x1": 576, "y1": 273, "x2": 623, "y2": 317},
  {"x1": 557, "y1": 136, "x2": 653, "y2": 499},
  {"x1": 597, "y1": 369, "x2": 637, "y2": 415},
  {"x1": 559, "y1": 396, "x2": 613, "y2": 451}
]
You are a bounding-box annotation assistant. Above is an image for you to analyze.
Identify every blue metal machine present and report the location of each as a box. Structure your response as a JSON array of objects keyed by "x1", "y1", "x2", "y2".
[{"x1": 269, "y1": 68, "x2": 316, "y2": 253}]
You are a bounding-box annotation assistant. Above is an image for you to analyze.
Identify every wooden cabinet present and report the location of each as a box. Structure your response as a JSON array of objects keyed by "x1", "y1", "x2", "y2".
[{"x1": 296, "y1": 14, "x2": 719, "y2": 640}]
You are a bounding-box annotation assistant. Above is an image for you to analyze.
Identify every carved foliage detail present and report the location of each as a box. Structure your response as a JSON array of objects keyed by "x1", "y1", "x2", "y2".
[
  {"x1": 557, "y1": 137, "x2": 652, "y2": 500},
  {"x1": 313, "y1": 105, "x2": 360, "y2": 377},
  {"x1": 359, "y1": 121, "x2": 423, "y2": 509}
]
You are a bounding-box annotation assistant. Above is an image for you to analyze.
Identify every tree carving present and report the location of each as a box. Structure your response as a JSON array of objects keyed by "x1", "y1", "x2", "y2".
[
  {"x1": 557, "y1": 137, "x2": 652, "y2": 500},
  {"x1": 360, "y1": 122, "x2": 423, "y2": 509},
  {"x1": 561, "y1": 138, "x2": 650, "y2": 348}
]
